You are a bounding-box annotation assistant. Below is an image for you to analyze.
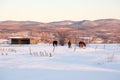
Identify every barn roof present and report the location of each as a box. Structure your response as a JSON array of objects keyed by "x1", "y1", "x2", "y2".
[{"x1": 8, "y1": 37, "x2": 30, "y2": 39}]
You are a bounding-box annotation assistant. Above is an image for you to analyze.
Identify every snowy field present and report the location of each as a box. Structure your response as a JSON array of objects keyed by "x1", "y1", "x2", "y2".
[{"x1": 0, "y1": 44, "x2": 120, "y2": 80}]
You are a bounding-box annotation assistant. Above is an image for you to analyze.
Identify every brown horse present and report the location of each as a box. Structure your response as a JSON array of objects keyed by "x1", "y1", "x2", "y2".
[
  {"x1": 79, "y1": 41, "x2": 86, "y2": 48},
  {"x1": 53, "y1": 40, "x2": 58, "y2": 47},
  {"x1": 68, "y1": 40, "x2": 71, "y2": 48}
]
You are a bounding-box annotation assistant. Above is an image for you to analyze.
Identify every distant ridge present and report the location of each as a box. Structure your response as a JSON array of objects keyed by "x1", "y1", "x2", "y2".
[
  {"x1": 0, "y1": 18, "x2": 120, "y2": 26},
  {"x1": 0, "y1": 18, "x2": 120, "y2": 43}
]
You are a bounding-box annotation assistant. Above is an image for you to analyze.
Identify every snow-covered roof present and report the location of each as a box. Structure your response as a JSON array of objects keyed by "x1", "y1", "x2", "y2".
[
  {"x1": 79, "y1": 37, "x2": 93, "y2": 39},
  {"x1": 8, "y1": 37, "x2": 30, "y2": 39}
]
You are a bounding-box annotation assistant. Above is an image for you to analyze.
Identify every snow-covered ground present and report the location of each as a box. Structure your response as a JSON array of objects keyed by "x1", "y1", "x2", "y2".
[{"x1": 0, "y1": 44, "x2": 120, "y2": 80}]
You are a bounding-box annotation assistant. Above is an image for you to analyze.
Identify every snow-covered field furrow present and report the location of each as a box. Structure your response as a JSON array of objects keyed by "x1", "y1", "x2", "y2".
[{"x1": 0, "y1": 44, "x2": 120, "y2": 80}]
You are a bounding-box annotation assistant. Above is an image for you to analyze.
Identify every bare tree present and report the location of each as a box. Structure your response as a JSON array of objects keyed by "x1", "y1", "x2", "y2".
[
  {"x1": 55, "y1": 31, "x2": 69, "y2": 46},
  {"x1": 58, "y1": 31, "x2": 67, "y2": 46}
]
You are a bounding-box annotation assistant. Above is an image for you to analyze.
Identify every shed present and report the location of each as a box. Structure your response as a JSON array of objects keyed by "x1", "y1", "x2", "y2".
[{"x1": 8, "y1": 37, "x2": 38, "y2": 44}]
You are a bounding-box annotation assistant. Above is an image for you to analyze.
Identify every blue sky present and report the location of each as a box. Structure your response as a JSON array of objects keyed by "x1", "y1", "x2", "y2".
[{"x1": 0, "y1": 0, "x2": 120, "y2": 22}]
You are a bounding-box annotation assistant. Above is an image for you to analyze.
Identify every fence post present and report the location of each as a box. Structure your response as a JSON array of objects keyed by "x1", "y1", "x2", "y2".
[
  {"x1": 29, "y1": 47, "x2": 32, "y2": 55},
  {"x1": 53, "y1": 46, "x2": 55, "y2": 52}
]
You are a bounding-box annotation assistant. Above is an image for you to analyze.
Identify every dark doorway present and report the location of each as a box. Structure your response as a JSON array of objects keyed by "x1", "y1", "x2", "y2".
[{"x1": 21, "y1": 39, "x2": 30, "y2": 44}]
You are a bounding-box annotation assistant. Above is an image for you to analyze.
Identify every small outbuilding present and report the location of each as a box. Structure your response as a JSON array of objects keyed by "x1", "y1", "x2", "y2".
[{"x1": 8, "y1": 37, "x2": 38, "y2": 44}]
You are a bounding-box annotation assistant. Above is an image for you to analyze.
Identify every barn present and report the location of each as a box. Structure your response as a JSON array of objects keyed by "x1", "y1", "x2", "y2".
[{"x1": 8, "y1": 37, "x2": 38, "y2": 44}]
